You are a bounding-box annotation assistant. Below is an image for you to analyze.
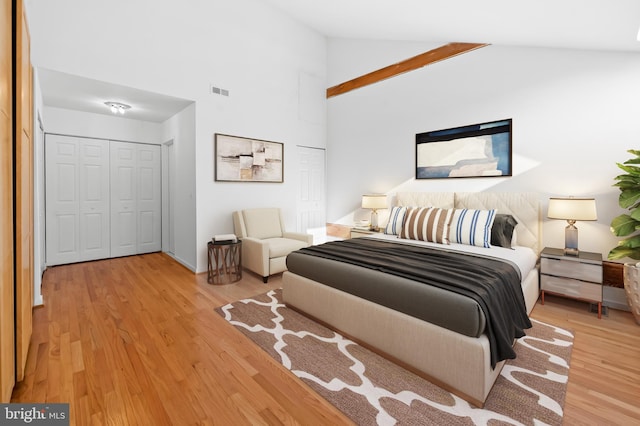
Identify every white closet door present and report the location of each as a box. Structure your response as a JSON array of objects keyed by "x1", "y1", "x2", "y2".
[
  {"x1": 137, "y1": 144, "x2": 161, "y2": 253},
  {"x1": 46, "y1": 135, "x2": 80, "y2": 265},
  {"x1": 46, "y1": 135, "x2": 110, "y2": 265},
  {"x1": 47, "y1": 136, "x2": 161, "y2": 264},
  {"x1": 110, "y1": 141, "x2": 138, "y2": 257},
  {"x1": 110, "y1": 141, "x2": 161, "y2": 257},
  {"x1": 79, "y1": 139, "x2": 110, "y2": 261}
]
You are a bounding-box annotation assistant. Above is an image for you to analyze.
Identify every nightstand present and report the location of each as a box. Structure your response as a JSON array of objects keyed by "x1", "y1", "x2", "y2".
[
  {"x1": 540, "y1": 247, "x2": 603, "y2": 318},
  {"x1": 350, "y1": 228, "x2": 381, "y2": 238}
]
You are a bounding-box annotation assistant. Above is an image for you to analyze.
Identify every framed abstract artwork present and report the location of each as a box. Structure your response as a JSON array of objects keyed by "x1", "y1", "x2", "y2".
[
  {"x1": 415, "y1": 119, "x2": 512, "y2": 179},
  {"x1": 214, "y1": 134, "x2": 284, "y2": 182}
]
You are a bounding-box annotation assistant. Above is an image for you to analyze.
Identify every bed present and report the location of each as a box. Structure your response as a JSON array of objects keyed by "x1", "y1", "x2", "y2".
[{"x1": 282, "y1": 192, "x2": 541, "y2": 407}]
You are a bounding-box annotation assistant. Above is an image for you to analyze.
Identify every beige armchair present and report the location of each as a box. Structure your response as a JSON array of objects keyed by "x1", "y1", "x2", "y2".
[{"x1": 233, "y1": 208, "x2": 313, "y2": 283}]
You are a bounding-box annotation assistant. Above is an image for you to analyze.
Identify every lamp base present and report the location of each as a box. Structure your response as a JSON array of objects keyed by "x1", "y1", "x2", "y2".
[
  {"x1": 564, "y1": 222, "x2": 579, "y2": 256},
  {"x1": 369, "y1": 210, "x2": 380, "y2": 232},
  {"x1": 564, "y1": 247, "x2": 579, "y2": 256}
]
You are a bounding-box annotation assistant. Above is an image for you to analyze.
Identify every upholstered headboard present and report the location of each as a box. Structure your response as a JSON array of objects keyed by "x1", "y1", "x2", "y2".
[{"x1": 395, "y1": 192, "x2": 541, "y2": 254}]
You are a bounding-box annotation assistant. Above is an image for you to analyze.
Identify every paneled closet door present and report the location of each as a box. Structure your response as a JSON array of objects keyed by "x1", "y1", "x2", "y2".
[
  {"x1": 110, "y1": 141, "x2": 137, "y2": 257},
  {"x1": 45, "y1": 135, "x2": 81, "y2": 265},
  {"x1": 45, "y1": 135, "x2": 110, "y2": 265},
  {"x1": 110, "y1": 141, "x2": 161, "y2": 257},
  {"x1": 78, "y1": 139, "x2": 110, "y2": 261},
  {"x1": 137, "y1": 144, "x2": 161, "y2": 254}
]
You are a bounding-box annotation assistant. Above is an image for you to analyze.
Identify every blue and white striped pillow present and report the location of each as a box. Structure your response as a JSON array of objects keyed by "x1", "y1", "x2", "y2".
[
  {"x1": 449, "y1": 209, "x2": 497, "y2": 248},
  {"x1": 384, "y1": 206, "x2": 407, "y2": 236}
]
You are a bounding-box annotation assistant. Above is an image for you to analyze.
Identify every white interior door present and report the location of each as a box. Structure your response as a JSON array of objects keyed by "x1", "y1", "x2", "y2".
[
  {"x1": 297, "y1": 146, "x2": 326, "y2": 243},
  {"x1": 46, "y1": 135, "x2": 110, "y2": 265},
  {"x1": 137, "y1": 144, "x2": 161, "y2": 254},
  {"x1": 47, "y1": 136, "x2": 162, "y2": 265},
  {"x1": 110, "y1": 141, "x2": 138, "y2": 258},
  {"x1": 79, "y1": 139, "x2": 110, "y2": 261},
  {"x1": 45, "y1": 134, "x2": 80, "y2": 265},
  {"x1": 110, "y1": 141, "x2": 161, "y2": 257}
]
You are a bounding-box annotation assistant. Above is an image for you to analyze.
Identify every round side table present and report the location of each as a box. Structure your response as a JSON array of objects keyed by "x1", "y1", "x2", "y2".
[{"x1": 207, "y1": 240, "x2": 242, "y2": 284}]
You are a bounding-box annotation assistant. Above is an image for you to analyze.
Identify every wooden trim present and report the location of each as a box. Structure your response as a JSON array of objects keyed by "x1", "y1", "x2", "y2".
[
  {"x1": 14, "y1": 0, "x2": 33, "y2": 383},
  {"x1": 326, "y1": 42, "x2": 488, "y2": 98},
  {"x1": 0, "y1": 0, "x2": 14, "y2": 403}
]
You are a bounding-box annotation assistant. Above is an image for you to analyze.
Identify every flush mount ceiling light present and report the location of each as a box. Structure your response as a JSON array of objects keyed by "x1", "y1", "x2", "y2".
[{"x1": 104, "y1": 101, "x2": 131, "y2": 115}]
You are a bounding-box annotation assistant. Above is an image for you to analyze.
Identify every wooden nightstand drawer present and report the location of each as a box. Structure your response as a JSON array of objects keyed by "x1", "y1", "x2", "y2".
[
  {"x1": 541, "y1": 274, "x2": 603, "y2": 302},
  {"x1": 540, "y1": 257, "x2": 602, "y2": 283},
  {"x1": 350, "y1": 229, "x2": 378, "y2": 238}
]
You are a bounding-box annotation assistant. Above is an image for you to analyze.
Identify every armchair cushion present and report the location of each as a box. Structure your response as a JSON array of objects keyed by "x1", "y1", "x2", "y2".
[{"x1": 242, "y1": 208, "x2": 283, "y2": 239}]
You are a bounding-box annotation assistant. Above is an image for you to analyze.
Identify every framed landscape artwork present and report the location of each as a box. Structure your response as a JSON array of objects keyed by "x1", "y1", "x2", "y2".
[
  {"x1": 215, "y1": 134, "x2": 284, "y2": 182},
  {"x1": 415, "y1": 118, "x2": 512, "y2": 179}
]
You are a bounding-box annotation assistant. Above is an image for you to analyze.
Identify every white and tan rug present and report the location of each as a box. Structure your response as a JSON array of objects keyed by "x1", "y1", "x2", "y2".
[{"x1": 216, "y1": 289, "x2": 573, "y2": 425}]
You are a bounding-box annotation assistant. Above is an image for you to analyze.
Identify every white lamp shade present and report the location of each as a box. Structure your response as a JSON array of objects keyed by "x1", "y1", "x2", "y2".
[
  {"x1": 547, "y1": 197, "x2": 597, "y2": 221},
  {"x1": 362, "y1": 194, "x2": 387, "y2": 210}
]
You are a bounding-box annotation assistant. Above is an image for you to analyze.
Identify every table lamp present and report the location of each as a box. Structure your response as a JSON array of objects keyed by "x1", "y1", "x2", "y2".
[
  {"x1": 547, "y1": 197, "x2": 597, "y2": 256},
  {"x1": 362, "y1": 194, "x2": 387, "y2": 231}
]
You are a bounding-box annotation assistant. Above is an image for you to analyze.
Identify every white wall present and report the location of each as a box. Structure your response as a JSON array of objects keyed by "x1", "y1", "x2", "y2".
[
  {"x1": 161, "y1": 104, "x2": 196, "y2": 270},
  {"x1": 27, "y1": 0, "x2": 328, "y2": 273},
  {"x1": 43, "y1": 107, "x2": 163, "y2": 143},
  {"x1": 327, "y1": 40, "x2": 640, "y2": 260}
]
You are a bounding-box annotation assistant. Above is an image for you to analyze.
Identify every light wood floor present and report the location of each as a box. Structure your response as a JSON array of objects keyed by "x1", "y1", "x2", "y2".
[{"x1": 11, "y1": 253, "x2": 640, "y2": 425}]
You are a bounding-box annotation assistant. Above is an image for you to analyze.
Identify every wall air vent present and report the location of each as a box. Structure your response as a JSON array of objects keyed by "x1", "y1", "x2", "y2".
[{"x1": 210, "y1": 85, "x2": 229, "y2": 96}]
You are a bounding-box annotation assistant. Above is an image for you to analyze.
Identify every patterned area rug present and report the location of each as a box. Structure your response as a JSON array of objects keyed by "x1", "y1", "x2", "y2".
[{"x1": 215, "y1": 290, "x2": 573, "y2": 425}]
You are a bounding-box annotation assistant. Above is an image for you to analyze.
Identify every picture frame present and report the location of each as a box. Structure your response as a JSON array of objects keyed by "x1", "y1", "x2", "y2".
[
  {"x1": 415, "y1": 118, "x2": 512, "y2": 179},
  {"x1": 214, "y1": 134, "x2": 284, "y2": 183}
]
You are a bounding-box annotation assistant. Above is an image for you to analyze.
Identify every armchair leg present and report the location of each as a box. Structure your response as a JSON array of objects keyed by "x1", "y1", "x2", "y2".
[{"x1": 263, "y1": 276, "x2": 269, "y2": 284}]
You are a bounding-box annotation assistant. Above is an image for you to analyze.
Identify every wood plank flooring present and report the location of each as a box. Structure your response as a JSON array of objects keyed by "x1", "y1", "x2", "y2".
[{"x1": 11, "y1": 252, "x2": 640, "y2": 425}]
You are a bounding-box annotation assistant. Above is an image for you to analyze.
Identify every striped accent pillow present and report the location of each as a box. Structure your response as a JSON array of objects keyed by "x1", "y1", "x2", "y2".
[
  {"x1": 400, "y1": 207, "x2": 454, "y2": 244},
  {"x1": 449, "y1": 209, "x2": 497, "y2": 248},
  {"x1": 384, "y1": 206, "x2": 407, "y2": 236}
]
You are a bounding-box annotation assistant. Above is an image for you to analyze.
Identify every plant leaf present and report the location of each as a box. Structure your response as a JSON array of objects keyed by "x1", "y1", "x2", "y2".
[
  {"x1": 617, "y1": 163, "x2": 640, "y2": 176},
  {"x1": 608, "y1": 246, "x2": 640, "y2": 260},
  {"x1": 610, "y1": 214, "x2": 640, "y2": 236},
  {"x1": 614, "y1": 174, "x2": 640, "y2": 184},
  {"x1": 616, "y1": 235, "x2": 640, "y2": 249},
  {"x1": 619, "y1": 189, "x2": 640, "y2": 209}
]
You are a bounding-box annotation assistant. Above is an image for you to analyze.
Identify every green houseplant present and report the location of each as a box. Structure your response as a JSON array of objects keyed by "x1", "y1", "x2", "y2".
[
  {"x1": 609, "y1": 149, "x2": 640, "y2": 260},
  {"x1": 609, "y1": 149, "x2": 640, "y2": 325}
]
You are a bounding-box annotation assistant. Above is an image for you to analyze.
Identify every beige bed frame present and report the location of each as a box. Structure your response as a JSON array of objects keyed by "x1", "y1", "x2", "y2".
[{"x1": 283, "y1": 192, "x2": 541, "y2": 407}]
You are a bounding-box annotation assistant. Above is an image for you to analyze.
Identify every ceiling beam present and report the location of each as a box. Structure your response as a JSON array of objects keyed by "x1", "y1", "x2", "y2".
[{"x1": 326, "y1": 42, "x2": 489, "y2": 99}]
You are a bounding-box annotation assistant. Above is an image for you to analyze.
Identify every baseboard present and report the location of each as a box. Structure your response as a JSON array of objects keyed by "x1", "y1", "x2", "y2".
[{"x1": 164, "y1": 252, "x2": 196, "y2": 273}]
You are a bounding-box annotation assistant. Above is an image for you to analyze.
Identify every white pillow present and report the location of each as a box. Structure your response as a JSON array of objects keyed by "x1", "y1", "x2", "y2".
[
  {"x1": 449, "y1": 209, "x2": 497, "y2": 248},
  {"x1": 384, "y1": 206, "x2": 407, "y2": 236}
]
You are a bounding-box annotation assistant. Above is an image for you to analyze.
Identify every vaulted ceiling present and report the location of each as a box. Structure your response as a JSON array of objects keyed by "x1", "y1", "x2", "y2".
[
  {"x1": 37, "y1": 1, "x2": 640, "y2": 123},
  {"x1": 263, "y1": 0, "x2": 640, "y2": 52}
]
